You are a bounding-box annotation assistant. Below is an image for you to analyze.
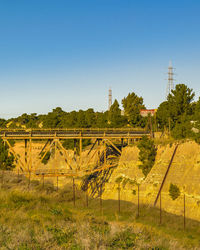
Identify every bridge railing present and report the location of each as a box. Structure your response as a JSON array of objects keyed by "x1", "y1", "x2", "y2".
[{"x1": 0, "y1": 127, "x2": 147, "y2": 132}]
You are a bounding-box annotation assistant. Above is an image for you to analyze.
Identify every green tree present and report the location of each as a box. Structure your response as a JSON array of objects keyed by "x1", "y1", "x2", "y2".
[
  {"x1": 138, "y1": 136, "x2": 157, "y2": 177},
  {"x1": 84, "y1": 109, "x2": 96, "y2": 127},
  {"x1": 95, "y1": 112, "x2": 108, "y2": 128},
  {"x1": 122, "y1": 92, "x2": 145, "y2": 127},
  {"x1": 76, "y1": 110, "x2": 88, "y2": 128},
  {"x1": 0, "y1": 138, "x2": 15, "y2": 170},
  {"x1": 193, "y1": 97, "x2": 200, "y2": 121},
  {"x1": 156, "y1": 101, "x2": 170, "y2": 129},
  {"x1": 43, "y1": 107, "x2": 65, "y2": 128},
  {"x1": 157, "y1": 84, "x2": 195, "y2": 138},
  {"x1": 171, "y1": 115, "x2": 193, "y2": 139},
  {"x1": 109, "y1": 99, "x2": 126, "y2": 127},
  {"x1": 167, "y1": 84, "x2": 194, "y2": 123},
  {"x1": 0, "y1": 118, "x2": 6, "y2": 128},
  {"x1": 189, "y1": 98, "x2": 200, "y2": 143}
]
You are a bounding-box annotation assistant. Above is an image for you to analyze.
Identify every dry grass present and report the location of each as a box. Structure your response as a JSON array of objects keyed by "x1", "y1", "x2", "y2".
[{"x1": 0, "y1": 172, "x2": 199, "y2": 249}]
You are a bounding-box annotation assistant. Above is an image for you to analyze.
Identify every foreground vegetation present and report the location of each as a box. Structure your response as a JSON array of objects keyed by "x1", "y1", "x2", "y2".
[{"x1": 0, "y1": 172, "x2": 200, "y2": 249}]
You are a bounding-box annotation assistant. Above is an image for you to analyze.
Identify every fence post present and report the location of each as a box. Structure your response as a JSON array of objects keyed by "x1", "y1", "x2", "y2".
[
  {"x1": 118, "y1": 183, "x2": 121, "y2": 213},
  {"x1": 86, "y1": 188, "x2": 89, "y2": 208},
  {"x1": 184, "y1": 194, "x2": 186, "y2": 230},
  {"x1": 42, "y1": 174, "x2": 45, "y2": 189},
  {"x1": 28, "y1": 171, "x2": 31, "y2": 190},
  {"x1": 73, "y1": 178, "x2": 75, "y2": 207},
  {"x1": 160, "y1": 192, "x2": 162, "y2": 224},
  {"x1": 137, "y1": 184, "x2": 140, "y2": 217},
  {"x1": 100, "y1": 184, "x2": 102, "y2": 214},
  {"x1": 1, "y1": 170, "x2": 4, "y2": 185}
]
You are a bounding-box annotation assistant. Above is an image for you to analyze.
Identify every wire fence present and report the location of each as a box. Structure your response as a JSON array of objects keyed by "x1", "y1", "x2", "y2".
[{"x1": 0, "y1": 169, "x2": 200, "y2": 232}]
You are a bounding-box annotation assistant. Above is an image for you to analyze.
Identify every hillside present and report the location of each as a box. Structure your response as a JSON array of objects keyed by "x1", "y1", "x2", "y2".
[
  {"x1": 103, "y1": 140, "x2": 200, "y2": 221},
  {"x1": 0, "y1": 171, "x2": 200, "y2": 249}
]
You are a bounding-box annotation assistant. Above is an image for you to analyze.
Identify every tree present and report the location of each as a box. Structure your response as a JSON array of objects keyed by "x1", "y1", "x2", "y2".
[
  {"x1": 156, "y1": 101, "x2": 170, "y2": 129},
  {"x1": 138, "y1": 136, "x2": 157, "y2": 177},
  {"x1": 109, "y1": 99, "x2": 127, "y2": 127},
  {"x1": 43, "y1": 107, "x2": 65, "y2": 128},
  {"x1": 157, "y1": 84, "x2": 195, "y2": 138},
  {"x1": 85, "y1": 109, "x2": 96, "y2": 127},
  {"x1": 171, "y1": 115, "x2": 193, "y2": 139},
  {"x1": 194, "y1": 97, "x2": 200, "y2": 121},
  {"x1": 0, "y1": 138, "x2": 15, "y2": 170},
  {"x1": 122, "y1": 92, "x2": 145, "y2": 127},
  {"x1": 95, "y1": 112, "x2": 108, "y2": 128},
  {"x1": 167, "y1": 84, "x2": 195, "y2": 123},
  {"x1": 0, "y1": 118, "x2": 6, "y2": 128}
]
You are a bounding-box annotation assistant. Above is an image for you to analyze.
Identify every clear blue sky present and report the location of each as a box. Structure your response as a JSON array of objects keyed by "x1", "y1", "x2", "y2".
[{"x1": 0, "y1": 0, "x2": 200, "y2": 118}]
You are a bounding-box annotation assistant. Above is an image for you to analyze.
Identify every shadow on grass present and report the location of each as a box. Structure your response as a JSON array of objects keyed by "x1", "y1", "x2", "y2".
[{"x1": 68, "y1": 195, "x2": 200, "y2": 246}]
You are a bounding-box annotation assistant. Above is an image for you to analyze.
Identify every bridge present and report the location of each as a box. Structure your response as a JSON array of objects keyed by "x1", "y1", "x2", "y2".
[
  {"x1": 0, "y1": 128, "x2": 150, "y2": 178},
  {"x1": 0, "y1": 128, "x2": 149, "y2": 139}
]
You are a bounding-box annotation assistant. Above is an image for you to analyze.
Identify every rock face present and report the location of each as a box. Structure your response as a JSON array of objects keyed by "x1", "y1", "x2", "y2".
[
  {"x1": 12, "y1": 140, "x2": 200, "y2": 220},
  {"x1": 103, "y1": 141, "x2": 200, "y2": 221}
]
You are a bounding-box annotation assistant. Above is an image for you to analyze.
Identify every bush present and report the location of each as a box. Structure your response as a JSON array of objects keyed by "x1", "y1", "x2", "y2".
[
  {"x1": 9, "y1": 192, "x2": 33, "y2": 207},
  {"x1": 90, "y1": 217, "x2": 110, "y2": 235},
  {"x1": 107, "y1": 228, "x2": 136, "y2": 249},
  {"x1": 169, "y1": 183, "x2": 180, "y2": 200},
  {"x1": 46, "y1": 226, "x2": 76, "y2": 246},
  {"x1": 41, "y1": 151, "x2": 51, "y2": 165},
  {"x1": 0, "y1": 138, "x2": 15, "y2": 170},
  {"x1": 138, "y1": 136, "x2": 157, "y2": 177},
  {"x1": 172, "y1": 120, "x2": 192, "y2": 139}
]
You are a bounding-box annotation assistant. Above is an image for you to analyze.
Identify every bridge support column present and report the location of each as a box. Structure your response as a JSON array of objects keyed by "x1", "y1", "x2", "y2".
[
  {"x1": 104, "y1": 140, "x2": 106, "y2": 165},
  {"x1": 54, "y1": 139, "x2": 57, "y2": 159},
  {"x1": 80, "y1": 138, "x2": 82, "y2": 159},
  {"x1": 97, "y1": 139, "x2": 100, "y2": 166},
  {"x1": 121, "y1": 138, "x2": 124, "y2": 148},
  {"x1": 29, "y1": 139, "x2": 32, "y2": 170}
]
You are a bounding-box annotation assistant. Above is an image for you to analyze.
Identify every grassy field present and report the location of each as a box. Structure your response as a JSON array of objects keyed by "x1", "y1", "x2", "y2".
[{"x1": 0, "y1": 172, "x2": 199, "y2": 249}]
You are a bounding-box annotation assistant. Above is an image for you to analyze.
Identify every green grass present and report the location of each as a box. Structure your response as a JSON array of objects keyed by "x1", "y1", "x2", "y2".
[{"x1": 0, "y1": 171, "x2": 199, "y2": 249}]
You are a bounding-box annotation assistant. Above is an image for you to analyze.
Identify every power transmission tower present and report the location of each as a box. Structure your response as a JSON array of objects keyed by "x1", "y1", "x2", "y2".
[
  {"x1": 108, "y1": 87, "x2": 112, "y2": 111},
  {"x1": 166, "y1": 61, "x2": 175, "y2": 99}
]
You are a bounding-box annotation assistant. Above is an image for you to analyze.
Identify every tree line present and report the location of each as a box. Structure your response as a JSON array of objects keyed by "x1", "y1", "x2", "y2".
[
  {"x1": 0, "y1": 92, "x2": 147, "y2": 129},
  {"x1": 0, "y1": 83, "x2": 200, "y2": 140}
]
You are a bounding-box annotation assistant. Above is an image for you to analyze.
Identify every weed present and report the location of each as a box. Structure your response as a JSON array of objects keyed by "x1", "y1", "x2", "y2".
[
  {"x1": 90, "y1": 217, "x2": 110, "y2": 235},
  {"x1": 9, "y1": 192, "x2": 33, "y2": 207},
  {"x1": 107, "y1": 228, "x2": 136, "y2": 249},
  {"x1": 49, "y1": 208, "x2": 62, "y2": 216},
  {"x1": 46, "y1": 226, "x2": 76, "y2": 246}
]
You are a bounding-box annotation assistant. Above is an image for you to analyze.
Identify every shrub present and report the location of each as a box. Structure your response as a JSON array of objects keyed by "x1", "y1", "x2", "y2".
[
  {"x1": 90, "y1": 217, "x2": 110, "y2": 235},
  {"x1": 0, "y1": 138, "x2": 15, "y2": 170},
  {"x1": 46, "y1": 226, "x2": 76, "y2": 246},
  {"x1": 107, "y1": 228, "x2": 136, "y2": 249},
  {"x1": 169, "y1": 183, "x2": 180, "y2": 200},
  {"x1": 132, "y1": 189, "x2": 136, "y2": 195},
  {"x1": 41, "y1": 151, "x2": 51, "y2": 165},
  {"x1": 9, "y1": 192, "x2": 33, "y2": 207},
  {"x1": 138, "y1": 136, "x2": 157, "y2": 177}
]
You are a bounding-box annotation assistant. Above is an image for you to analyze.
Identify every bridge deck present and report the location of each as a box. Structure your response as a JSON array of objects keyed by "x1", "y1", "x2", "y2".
[{"x1": 0, "y1": 128, "x2": 150, "y2": 139}]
